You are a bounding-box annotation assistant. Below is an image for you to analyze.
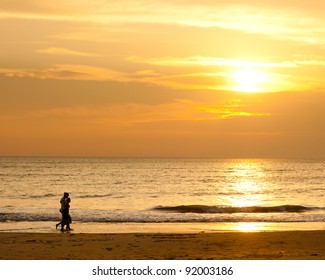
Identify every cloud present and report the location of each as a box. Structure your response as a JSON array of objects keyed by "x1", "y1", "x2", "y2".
[
  {"x1": 128, "y1": 55, "x2": 325, "y2": 68},
  {"x1": 0, "y1": 65, "x2": 129, "y2": 82},
  {"x1": 198, "y1": 107, "x2": 271, "y2": 119},
  {"x1": 0, "y1": 64, "x2": 226, "y2": 90},
  {"x1": 2, "y1": 1, "x2": 325, "y2": 45},
  {"x1": 26, "y1": 99, "x2": 267, "y2": 126},
  {"x1": 37, "y1": 47, "x2": 100, "y2": 57},
  {"x1": 127, "y1": 56, "x2": 296, "y2": 68}
]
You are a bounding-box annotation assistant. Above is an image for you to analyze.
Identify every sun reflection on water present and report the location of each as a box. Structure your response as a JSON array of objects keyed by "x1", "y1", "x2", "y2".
[
  {"x1": 228, "y1": 180, "x2": 263, "y2": 207},
  {"x1": 235, "y1": 222, "x2": 263, "y2": 232},
  {"x1": 225, "y1": 160, "x2": 270, "y2": 208}
]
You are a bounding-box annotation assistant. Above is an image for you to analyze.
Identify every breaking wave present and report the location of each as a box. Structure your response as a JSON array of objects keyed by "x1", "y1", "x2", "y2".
[
  {"x1": 1, "y1": 204, "x2": 325, "y2": 223},
  {"x1": 153, "y1": 204, "x2": 320, "y2": 214}
]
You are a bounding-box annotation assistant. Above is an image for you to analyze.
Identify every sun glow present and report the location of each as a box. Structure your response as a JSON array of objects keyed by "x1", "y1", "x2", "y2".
[{"x1": 233, "y1": 68, "x2": 269, "y2": 93}]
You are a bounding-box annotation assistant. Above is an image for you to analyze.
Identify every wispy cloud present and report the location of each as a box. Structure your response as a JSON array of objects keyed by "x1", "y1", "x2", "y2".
[
  {"x1": 0, "y1": 65, "x2": 129, "y2": 82},
  {"x1": 37, "y1": 47, "x2": 100, "y2": 57},
  {"x1": 27, "y1": 98, "x2": 269, "y2": 126},
  {"x1": 199, "y1": 107, "x2": 271, "y2": 119},
  {"x1": 2, "y1": 1, "x2": 325, "y2": 44},
  {"x1": 127, "y1": 56, "x2": 296, "y2": 68},
  {"x1": 0, "y1": 65, "x2": 221, "y2": 90},
  {"x1": 129, "y1": 55, "x2": 325, "y2": 68}
]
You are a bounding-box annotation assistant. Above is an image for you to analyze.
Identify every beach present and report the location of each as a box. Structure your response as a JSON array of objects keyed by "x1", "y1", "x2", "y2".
[
  {"x1": 1, "y1": 230, "x2": 325, "y2": 260},
  {"x1": 1, "y1": 158, "x2": 325, "y2": 261}
]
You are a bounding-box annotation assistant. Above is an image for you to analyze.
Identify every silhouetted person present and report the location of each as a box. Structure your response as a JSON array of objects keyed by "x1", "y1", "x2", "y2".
[{"x1": 56, "y1": 192, "x2": 72, "y2": 231}]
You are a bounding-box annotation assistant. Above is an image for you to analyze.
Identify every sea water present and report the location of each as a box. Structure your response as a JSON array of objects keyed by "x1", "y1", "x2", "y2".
[{"x1": 0, "y1": 157, "x2": 325, "y2": 232}]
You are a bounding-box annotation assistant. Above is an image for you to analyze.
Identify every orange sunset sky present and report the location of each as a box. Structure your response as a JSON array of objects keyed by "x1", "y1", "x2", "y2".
[{"x1": 1, "y1": 0, "x2": 325, "y2": 158}]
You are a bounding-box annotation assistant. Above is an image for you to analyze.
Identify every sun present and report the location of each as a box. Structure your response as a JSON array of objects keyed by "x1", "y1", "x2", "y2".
[{"x1": 232, "y1": 68, "x2": 268, "y2": 93}]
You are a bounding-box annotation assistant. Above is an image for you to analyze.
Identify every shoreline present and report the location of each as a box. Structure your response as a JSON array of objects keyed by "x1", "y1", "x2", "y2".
[
  {"x1": 1, "y1": 230, "x2": 325, "y2": 260},
  {"x1": 1, "y1": 221, "x2": 325, "y2": 234}
]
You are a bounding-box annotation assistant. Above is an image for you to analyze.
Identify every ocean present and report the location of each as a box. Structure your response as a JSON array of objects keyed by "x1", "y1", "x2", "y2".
[{"x1": 0, "y1": 157, "x2": 325, "y2": 232}]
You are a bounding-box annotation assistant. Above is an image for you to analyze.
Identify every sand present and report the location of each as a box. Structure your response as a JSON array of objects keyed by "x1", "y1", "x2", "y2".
[{"x1": 1, "y1": 231, "x2": 325, "y2": 260}]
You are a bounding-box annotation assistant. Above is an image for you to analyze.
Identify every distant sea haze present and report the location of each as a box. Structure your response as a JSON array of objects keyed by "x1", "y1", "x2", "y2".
[{"x1": 1, "y1": 157, "x2": 325, "y2": 224}]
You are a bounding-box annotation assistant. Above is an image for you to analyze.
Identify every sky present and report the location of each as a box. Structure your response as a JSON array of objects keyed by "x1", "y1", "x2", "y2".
[{"x1": 1, "y1": 0, "x2": 325, "y2": 158}]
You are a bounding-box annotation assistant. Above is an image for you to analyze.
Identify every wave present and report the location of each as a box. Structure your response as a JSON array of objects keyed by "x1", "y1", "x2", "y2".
[
  {"x1": 77, "y1": 194, "x2": 113, "y2": 199},
  {"x1": 152, "y1": 204, "x2": 319, "y2": 214},
  {"x1": 1, "y1": 206, "x2": 325, "y2": 223},
  {"x1": 30, "y1": 194, "x2": 56, "y2": 199}
]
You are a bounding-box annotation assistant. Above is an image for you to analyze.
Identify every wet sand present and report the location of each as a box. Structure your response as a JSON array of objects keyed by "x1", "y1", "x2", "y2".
[{"x1": 1, "y1": 231, "x2": 325, "y2": 260}]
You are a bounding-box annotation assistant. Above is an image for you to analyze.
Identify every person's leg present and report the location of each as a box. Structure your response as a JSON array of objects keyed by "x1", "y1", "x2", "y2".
[
  {"x1": 57, "y1": 211, "x2": 64, "y2": 229},
  {"x1": 61, "y1": 209, "x2": 68, "y2": 231},
  {"x1": 65, "y1": 214, "x2": 72, "y2": 230}
]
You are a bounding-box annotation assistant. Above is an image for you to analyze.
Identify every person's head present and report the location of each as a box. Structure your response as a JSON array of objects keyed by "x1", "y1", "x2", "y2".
[{"x1": 64, "y1": 192, "x2": 69, "y2": 198}]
